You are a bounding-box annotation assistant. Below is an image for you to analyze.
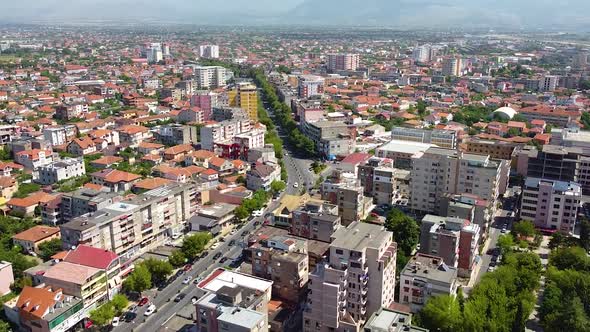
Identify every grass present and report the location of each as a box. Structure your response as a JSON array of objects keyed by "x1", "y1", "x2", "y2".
[{"x1": 0, "y1": 55, "x2": 19, "y2": 64}]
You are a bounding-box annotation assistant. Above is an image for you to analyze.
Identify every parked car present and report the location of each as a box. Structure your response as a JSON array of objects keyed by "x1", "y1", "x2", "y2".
[
  {"x1": 241, "y1": 231, "x2": 248, "y2": 237},
  {"x1": 183, "y1": 264, "x2": 192, "y2": 272},
  {"x1": 182, "y1": 276, "x2": 192, "y2": 284},
  {"x1": 193, "y1": 277, "x2": 203, "y2": 285},
  {"x1": 124, "y1": 312, "x2": 136, "y2": 322},
  {"x1": 200, "y1": 251, "x2": 209, "y2": 258},
  {"x1": 191, "y1": 297, "x2": 199, "y2": 305},
  {"x1": 138, "y1": 297, "x2": 149, "y2": 306},
  {"x1": 213, "y1": 252, "x2": 222, "y2": 260},
  {"x1": 112, "y1": 317, "x2": 120, "y2": 327},
  {"x1": 219, "y1": 257, "x2": 228, "y2": 264},
  {"x1": 210, "y1": 243, "x2": 220, "y2": 250},
  {"x1": 293, "y1": 182, "x2": 299, "y2": 188},
  {"x1": 229, "y1": 240, "x2": 236, "y2": 246},
  {"x1": 174, "y1": 293, "x2": 186, "y2": 302},
  {"x1": 144, "y1": 304, "x2": 156, "y2": 316}
]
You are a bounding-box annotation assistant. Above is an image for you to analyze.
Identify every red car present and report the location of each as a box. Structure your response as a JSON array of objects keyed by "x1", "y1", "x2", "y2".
[
  {"x1": 183, "y1": 264, "x2": 192, "y2": 272},
  {"x1": 138, "y1": 297, "x2": 149, "y2": 306}
]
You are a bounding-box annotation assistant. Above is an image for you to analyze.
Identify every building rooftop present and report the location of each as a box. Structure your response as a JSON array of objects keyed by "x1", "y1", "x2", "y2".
[
  {"x1": 401, "y1": 253, "x2": 457, "y2": 285},
  {"x1": 43, "y1": 261, "x2": 102, "y2": 285},
  {"x1": 217, "y1": 307, "x2": 265, "y2": 329},
  {"x1": 331, "y1": 221, "x2": 391, "y2": 251},
  {"x1": 13, "y1": 225, "x2": 60, "y2": 243},
  {"x1": 197, "y1": 203, "x2": 236, "y2": 219},
  {"x1": 364, "y1": 308, "x2": 428, "y2": 332},
  {"x1": 63, "y1": 245, "x2": 118, "y2": 270},
  {"x1": 378, "y1": 139, "x2": 436, "y2": 155},
  {"x1": 198, "y1": 268, "x2": 273, "y2": 294}
]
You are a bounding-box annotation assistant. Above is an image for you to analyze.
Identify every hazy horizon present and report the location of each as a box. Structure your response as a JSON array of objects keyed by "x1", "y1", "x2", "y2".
[{"x1": 2, "y1": 0, "x2": 590, "y2": 29}]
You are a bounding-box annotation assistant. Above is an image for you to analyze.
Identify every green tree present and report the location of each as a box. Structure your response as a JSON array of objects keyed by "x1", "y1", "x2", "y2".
[
  {"x1": 123, "y1": 264, "x2": 151, "y2": 294},
  {"x1": 497, "y1": 234, "x2": 514, "y2": 254},
  {"x1": 110, "y1": 294, "x2": 129, "y2": 315},
  {"x1": 270, "y1": 180, "x2": 286, "y2": 195},
  {"x1": 10, "y1": 275, "x2": 32, "y2": 293},
  {"x1": 234, "y1": 205, "x2": 249, "y2": 221},
  {"x1": 169, "y1": 250, "x2": 186, "y2": 267},
  {"x1": 13, "y1": 183, "x2": 41, "y2": 198},
  {"x1": 181, "y1": 232, "x2": 212, "y2": 261},
  {"x1": 417, "y1": 295, "x2": 462, "y2": 332},
  {"x1": 142, "y1": 258, "x2": 173, "y2": 285},
  {"x1": 89, "y1": 303, "x2": 115, "y2": 327},
  {"x1": 513, "y1": 220, "x2": 536, "y2": 238},
  {"x1": 384, "y1": 208, "x2": 419, "y2": 256},
  {"x1": 38, "y1": 238, "x2": 63, "y2": 261},
  {"x1": 549, "y1": 246, "x2": 589, "y2": 271},
  {"x1": 579, "y1": 219, "x2": 590, "y2": 251}
]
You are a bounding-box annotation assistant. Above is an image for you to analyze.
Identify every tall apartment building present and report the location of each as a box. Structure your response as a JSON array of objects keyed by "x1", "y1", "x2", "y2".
[
  {"x1": 391, "y1": 127, "x2": 458, "y2": 150},
  {"x1": 199, "y1": 44, "x2": 220, "y2": 59},
  {"x1": 200, "y1": 119, "x2": 253, "y2": 151},
  {"x1": 525, "y1": 145, "x2": 590, "y2": 194},
  {"x1": 196, "y1": 268, "x2": 273, "y2": 332},
  {"x1": 463, "y1": 138, "x2": 518, "y2": 160},
  {"x1": 551, "y1": 128, "x2": 590, "y2": 155},
  {"x1": 60, "y1": 183, "x2": 197, "y2": 261},
  {"x1": 43, "y1": 125, "x2": 77, "y2": 147},
  {"x1": 442, "y1": 57, "x2": 462, "y2": 77},
  {"x1": 291, "y1": 201, "x2": 341, "y2": 242},
  {"x1": 302, "y1": 121, "x2": 356, "y2": 159},
  {"x1": 190, "y1": 92, "x2": 213, "y2": 121},
  {"x1": 399, "y1": 253, "x2": 458, "y2": 313},
  {"x1": 375, "y1": 140, "x2": 435, "y2": 170},
  {"x1": 327, "y1": 53, "x2": 360, "y2": 72},
  {"x1": 438, "y1": 193, "x2": 493, "y2": 233},
  {"x1": 520, "y1": 177, "x2": 582, "y2": 234},
  {"x1": 411, "y1": 148, "x2": 507, "y2": 213},
  {"x1": 193, "y1": 66, "x2": 234, "y2": 89},
  {"x1": 303, "y1": 221, "x2": 397, "y2": 332},
  {"x1": 357, "y1": 157, "x2": 411, "y2": 205},
  {"x1": 336, "y1": 182, "x2": 372, "y2": 226},
  {"x1": 419, "y1": 215, "x2": 480, "y2": 278},
  {"x1": 250, "y1": 235, "x2": 309, "y2": 303},
  {"x1": 229, "y1": 83, "x2": 258, "y2": 121},
  {"x1": 298, "y1": 75, "x2": 325, "y2": 98},
  {"x1": 153, "y1": 124, "x2": 198, "y2": 146},
  {"x1": 146, "y1": 43, "x2": 163, "y2": 64},
  {"x1": 412, "y1": 44, "x2": 432, "y2": 63},
  {"x1": 539, "y1": 75, "x2": 559, "y2": 92}
]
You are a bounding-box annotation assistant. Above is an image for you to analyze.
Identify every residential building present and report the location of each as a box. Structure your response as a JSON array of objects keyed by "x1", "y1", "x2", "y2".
[
  {"x1": 154, "y1": 124, "x2": 198, "y2": 146},
  {"x1": 66, "y1": 137, "x2": 97, "y2": 156},
  {"x1": 525, "y1": 145, "x2": 590, "y2": 194},
  {"x1": 15, "y1": 149, "x2": 53, "y2": 170},
  {"x1": 303, "y1": 221, "x2": 397, "y2": 331},
  {"x1": 539, "y1": 75, "x2": 559, "y2": 92},
  {"x1": 375, "y1": 140, "x2": 434, "y2": 170},
  {"x1": 195, "y1": 268, "x2": 273, "y2": 332},
  {"x1": 60, "y1": 183, "x2": 197, "y2": 261},
  {"x1": 90, "y1": 169, "x2": 141, "y2": 193},
  {"x1": 518, "y1": 105, "x2": 579, "y2": 127},
  {"x1": 0, "y1": 261, "x2": 13, "y2": 295},
  {"x1": 551, "y1": 127, "x2": 590, "y2": 155},
  {"x1": 251, "y1": 235, "x2": 309, "y2": 303},
  {"x1": 291, "y1": 201, "x2": 341, "y2": 243},
  {"x1": 327, "y1": 53, "x2": 360, "y2": 72},
  {"x1": 442, "y1": 57, "x2": 462, "y2": 77},
  {"x1": 199, "y1": 44, "x2": 220, "y2": 59},
  {"x1": 43, "y1": 125, "x2": 77, "y2": 147},
  {"x1": 55, "y1": 103, "x2": 88, "y2": 121},
  {"x1": 419, "y1": 215, "x2": 480, "y2": 278},
  {"x1": 520, "y1": 177, "x2": 582, "y2": 234},
  {"x1": 363, "y1": 308, "x2": 428, "y2": 332},
  {"x1": 463, "y1": 138, "x2": 518, "y2": 160},
  {"x1": 438, "y1": 193, "x2": 493, "y2": 233},
  {"x1": 302, "y1": 121, "x2": 356, "y2": 159},
  {"x1": 42, "y1": 261, "x2": 108, "y2": 308},
  {"x1": 36, "y1": 158, "x2": 85, "y2": 185},
  {"x1": 12, "y1": 225, "x2": 61, "y2": 254},
  {"x1": 116, "y1": 125, "x2": 152, "y2": 148},
  {"x1": 229, "y1": 83, "x2": 258, "y2": 121},
  {"x1": 246, "y1": 162, "x2": 281, "y2": 191},
  {"x1": 357, "y1": 157, "x2": 411, "y2": 205},
  {"x1": 391, "y1": 127, "x2": 458, "y2": 150},
  {"x1": 146, "y1": 43, "x2": 163, "y2": 63},
  {"x1": 193, "y1": 66, "x2": 233, "y2": 89},
  {"x1": 190, "y1": 93, "x2": 213, "y2": 121},
  {"x1": 87, "y1": 129, "x2": 120, "y2": 148},
  {"x1": 248, "y1": 146, "x2": 278, "y2": 164},
  {"x1": 216, "y1": 128, "x2": 265, "y2": 160},
  {"x1": 189, "y1": 203, "x2": 236, "y2": 236},
  {"x1": 200, "y1": 119, "x2": 253, "y2": 151},
  {"x1": 399, "y1": 254, "x2": 458, "y2": 313},
  {"x1": 411, "y1": 148, "x2": 507, "y2": 214},
  {"x1": 412, "y1": 44, "x2": 433, "y2": 63},
  {"x1": 298, "y1": 75, "x2": 325, "y2": 98},
  {"x1": 7, "y1": 191, "x2": 57, "y2": 217},
  {"x1": 47, "y1": 188, "x2": 119, "y2": 225}
]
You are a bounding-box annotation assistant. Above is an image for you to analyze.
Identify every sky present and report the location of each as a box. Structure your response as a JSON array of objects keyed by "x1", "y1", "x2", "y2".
[{"x1": 1, "y1": 0, "x2": 589, "y2": 29}]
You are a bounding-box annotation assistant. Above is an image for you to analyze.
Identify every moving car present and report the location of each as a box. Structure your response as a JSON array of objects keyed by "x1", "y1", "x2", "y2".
[
  {"x1": 144, "y1": 304, "x2": 156, "y2": 316},
  {"x1": 293, "y1": 182, "x2": 299, "y2": 188},
  {"x1": 174, "y1": 293, "x2": 186, "y2": 302},
  {"x1": 213, "y1": 252, "x2": 222, "y2": 260},
  {"x1": 219, "y1": 257, "x2": 228, "y2": 264},
  {"x1": 138, "y1": 297, "x2": 149, "y2": 306},
  {"x1": 182, "y1": 276, "x2": 192, "y2": 284}
]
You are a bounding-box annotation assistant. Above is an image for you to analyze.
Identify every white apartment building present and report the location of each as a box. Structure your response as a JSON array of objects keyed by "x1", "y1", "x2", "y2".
[
  {"x1": 36, "y1": 158, "x2": 86, "y2": 185},
  {"x1": 391, "y1": 127, "x2": 458, "y2": 150},
  {"x1": 298, "y1": 75, "x2": 325, "y2": 98},
  {"x1": 146, "y1": 43, "x2": 163, "y2": 63},
  {"x1": 411, "y1": 148, "x2": 507, "y2": 213},
  {"x1": 539, "y1": 75, "x2": 559, "y2": 92},
  {"x1": 200, "y1": 119, "x2": 253, "y2": 151},
  {"x1": 442, "y1": 57, "x2": 462, "y2": 77},
  {"x1": 193, "y1": 66, "x2": 233, "y2": 89},
  {"x1": 412, "y1": 44, "x2": 432, "y2": 63},
  {"x1": 199, "y1": 44, "x2": 220, "y2": 59},
  {"x1": 43, "y1": 125, "x2": 77, "y2": 147},
  {"x1": 399, "y1": 253, "x2": 458, "y2": 313},
  {"x1": 303, "y1": 221, "x2": 397, "y2": 332},
  {"x1": 520, "y1": 177, "x2": 582, "y2": 234},
  {"x1": 60, "y1": 183, "x2": 198, "y2": 261}
]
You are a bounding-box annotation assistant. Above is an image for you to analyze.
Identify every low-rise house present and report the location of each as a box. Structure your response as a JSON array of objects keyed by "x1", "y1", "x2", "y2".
[
  {"x1": 15, "y1": 149, "x2": 53, "y2": 169},
  {"x1": 7, "y1": 191, "x2": 56, "y2": 216},
  {"x1": 208, "y1": 156, "x2": 234, "y2": 175},
  {"x1": 12, "y1": 225, "x2": 61, "y2": 254},
  {"x1": 116, "y1": 125, "x2": 151, "y2": 147},
  {"x1": 36, "y1": 158, "x2": 85, "y2": 185},
  {"x1": 0, "y1": 176, "x2": 18, "y2": 201},
  {"x1": 137, "y1": 141, "x2": 165, "y2": 155},
  {"x1": 0, "y1": 261, "x2": 14, "y2": 296},
  {"x1": 184, "y1": 149, "x2": 215, "y2": 167},
  {"x1": 246, "y1": 162, "x2": 281, "y2": 191},
  {"x1": 189, "y1": 203, "x2": 236, "y2": 235},
  {"x1": 90, "y1": 169, "x2": 141, "y2": 192},
  {"x1": 90, "y1": 156, "x2": 123, "y2": 169},
  {"x1": 132, "y1": 177, "x2": 172, "y2": 193},
  {"x1": 87, "y1": 129, "x2": 120, "y2": 147},
  {"x1": 162, "y1": 143, "x2": 194, "y2": 161},
  {"x1": 66, "y1": 137, "x2": 97, "y2": 156}
]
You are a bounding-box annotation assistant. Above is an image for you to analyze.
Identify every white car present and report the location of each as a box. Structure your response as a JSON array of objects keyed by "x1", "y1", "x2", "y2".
[
  {"x1": 210, "y1": 243, "x2": 220, "y2": 250},
  {"x1": 487, "y1": 266, "x2": 496, "y2": 272},
  {"x1": 144, "y1": 304, "x2": 156, "y2": 316},
  {"x1": 293, "y1": 182, "x2": 299, "y2": 188},
  {"x1": 252, "y1": 209, "x2": 263, "y2": 217},
  {"x1": 112, "y1": 317, "x2": 120, "y2": 327},
  {"x1": 191, "y1": 297, "x2": 199, "y2": 305},
  {"x1": 182, "y1": 276, "x2": 192, "y2": 284}
]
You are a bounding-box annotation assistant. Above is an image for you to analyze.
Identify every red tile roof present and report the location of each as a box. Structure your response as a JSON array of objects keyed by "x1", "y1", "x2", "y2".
[{"x1": 64, "y1": 245, "x2": 118, "y2": 270}]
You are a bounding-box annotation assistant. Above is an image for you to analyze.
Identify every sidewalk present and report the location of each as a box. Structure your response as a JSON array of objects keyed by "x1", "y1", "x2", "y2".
[{"x1": 525, "y1": 236, "x2": 550, "y2": 332}]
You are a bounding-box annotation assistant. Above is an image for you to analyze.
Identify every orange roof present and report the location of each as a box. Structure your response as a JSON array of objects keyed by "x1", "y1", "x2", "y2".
[
  {"x1": 209, "y1": 156, "x2": 228, "y2": 168},
  {"x1": 8, "y1": 191, "x2": 55, "y2": 208},
  {"x1": 70, "y1": 136, "x2": 95, "y2": 149},
  {"x1": 117, "y1": 125, "x2": 148, "y2": 135},
  {"x1": 83, "y1": 183, "x2": 104, "y2": 191},
  {"x1": 138, "y1": 141, "x2": 164, "y2": 149},
  {"x1": 16, "y1": 149, "x2": 51, "y2": 160},
  {"x1": 190, "y1": 150, "x2": 216, "y2": 159},
  {"x1": 13, "y1": 225, "x2": 60, "y2": 242},
  {"x1": 17, "y1": 286, "x2": 63, "y2": 319},
  {"x1": 133, "y1": 177, "x2": 172, "y2": 190},
  {"x1": 92, "y1": 169, "x2": 141, "y2": 183},
  {"x1": 202, "y1": 169, "x2": 218, "y2": 176},
  {"x1": 92, "y1": 156, "x2": 123, "y2": 165},
  {"x1": 163, "y1": 144, "x2": 193, "y2": 155}
]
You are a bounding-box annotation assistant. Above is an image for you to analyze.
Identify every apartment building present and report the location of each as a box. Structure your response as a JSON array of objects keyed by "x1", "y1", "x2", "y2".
[
  {"x1": 303, "y1": 221, "x2": 397, "y2": 332},
  {"x1": 327, "y1": 53, "x2": 360, "y2": 72},
  {"x1": 60, "y1": 183, "x2": 197, "y2": 261},
  {"x1": 302, "y1": 121, "x2": 356, "y2": 159},
  {"x1": 229, "y1": 82, "x2": 258, "y2": 121},
  {"x1": 46, "y1": 188, "x2": 119, "y2": 225},
  {"x1": 190, "y1": 93, "x2": 213, "y2": 121},
  {"x1": 463, "y1": 138, "x2": 518, "y2": 160},
  {"x1": 90, "y1": 169, "x2": 141, "y2": 193},
  {"x1": 357, "y1": 157, "x2": 411, "y2": 205},
  {"x1": 55, "y1": 103, "x2": 89, "y2": 121},
  {"x1": 196, "y1": 268, "x2": 273, "y2": 332},
  {"x1": 216, "y1": 128, "x2": 265, "y2": 160},
  {"x1": 439, "y1": 193, "x2": 493, "y2": 233},
  {"x1": 518, "y1": 105, "x2": 580, "y2": 127},
  {"x1": 153, "y1": 124, "x2": 198, "y2": 146},
  {"x1": 419, "y1": 215, "x2": 480, "y2": 278},
  {"x1": 15, "y1": 149, "x2": 53, "y2": 170},
  {"x1": 298, "y1": 75, "x2": 325, "y2": 98},
  {"x1": 551, "y1": 127, "x2": 590, "y2": 155},
  {"x1": 442, "y1": 57, "x2": 462, "y2": 77},
  {"x1": 199, "y1": 44, "x2": 219, "y2": 59},
  {"x1": 411, "y1": 148, "x2": 507, "y2": 214},
  {"x1": 200, "y1": 119, "x2": 253, "y2": 151},
  {"x1": 539, "y1": 75, "x2": 559, "y2": 92},
  {"x1": 36, "y1": 158, "x2": 85, "y2": 185},
  {"x1": 116, "y1": 125, "x2": 152, "y2": 148},
  {"x1": 189, "y1": 203, "x2": 236, "y2": 236},
  {"x1": 42, "y1": 261, "x2": 108, "y2": 307},
  {"x1": 391, "y1": 127, "x2": 458, "y2": 150},
  {"x1": 291, "y1": 201, "x2": 341, "y2": 243},
  {"x1": 375, "y1": 140, "x2": 434, "y2": 170},
  {"x1": 43, "y1": 125, "x2": 77, "y2": 147},
  {"x1": 193, "y1": 65, "x2": 233, "y2": 89},
  {"x1": 520, "y1": 177, "x2": 582, "y2": 234},
  {"x1": 364, "y1": 308, "x2": 428, "y2": 332},
  {"x1": 399, "y1": 253, "x2": 458, "y2": 313},
  {"x1": 251, "y1": 235, "x2": 309, "y2": 303}
]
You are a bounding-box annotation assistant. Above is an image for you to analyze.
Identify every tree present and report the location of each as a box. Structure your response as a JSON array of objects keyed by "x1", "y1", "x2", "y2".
[
  {"x1": 38, "y1": 238, "x2": 63, "y2": 261},
  {"x1": 123, "y1": 264, "x2": 151, "y2": 294},
  {"x1": 110, "y1": 294, "x2": 129, "y2": 315},
  {"x1": 13, "y1": 183, "x2": 41, "y2": 198},
  {"x1": 89, "y1": 303, "x2": 115, "y2": 327},
  {"x1": 549, "y1": 246, "x2": 589, "y2": 271},
  {"x1": 236, "y1": 175, "x2": 246, "y2": 184},
  {"x1": 181, "y1": 232, "x2": 212, "y2": 261},
  {"x1": 234, "y1": 205, "x2": 249, "y2": 221},
  {"x1": 270, "y1": 180, "x2": 286, "y2": 195},
  {"x1": 513, "y1": 220, "x2": 536, "y2": 239},
  {"x1": 579, "y1": 218, "x2": 590, "y2": 251},
  {"x1": 142, "y1": 258, "x2": 173, "y2": 285},
  {"x1": 384, "y1": 209, "x2": 419, "y2": 256},
  {"x1": 10, "y1": 275, "x2": 32, "y2": 293},
  {"x1": 417, "y1": 295, "x2": 462, "y2": 332},
  {"x1": 497, "y1": 234, "x2": 514, "y2": 254},
  {"x1": 169, "y1": 250, "x2": 186, "y2": 267}
]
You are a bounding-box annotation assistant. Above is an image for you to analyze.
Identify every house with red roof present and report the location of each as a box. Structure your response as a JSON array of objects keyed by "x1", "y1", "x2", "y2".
[{"x1": 91, "y1": 169, "x2": 141, "y2": 192}]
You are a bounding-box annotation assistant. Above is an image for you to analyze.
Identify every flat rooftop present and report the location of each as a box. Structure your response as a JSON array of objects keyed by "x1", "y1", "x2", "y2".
[
  {"x1": 402, "y1": 253, "x2": 457, "y2": 285},
  {"x1": 198, "y1": 268, "x2": 272, "y2": 294},
  {"x1": 378, "y1": 139, "x2": 436, "y2": 155},
  {"x1": 331, "y1": 221, "x2": 391, "y2": 251}
]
